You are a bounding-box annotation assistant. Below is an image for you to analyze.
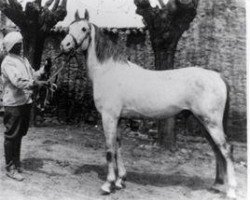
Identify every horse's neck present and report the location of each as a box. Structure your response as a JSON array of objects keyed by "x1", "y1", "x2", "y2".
[{"x1": 86, "y1": 24, "x2": 100, "y2": 81}]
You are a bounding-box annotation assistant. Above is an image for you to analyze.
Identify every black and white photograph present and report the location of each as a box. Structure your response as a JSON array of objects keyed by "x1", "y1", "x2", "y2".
[{"x1": 0, "y1": 0, "x2": 247, "y2": 199}]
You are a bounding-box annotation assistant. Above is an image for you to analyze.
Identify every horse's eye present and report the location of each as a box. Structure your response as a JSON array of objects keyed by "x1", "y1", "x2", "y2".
[{"x1": 82, "y1": 27, "x2": 86, "y2": 32}]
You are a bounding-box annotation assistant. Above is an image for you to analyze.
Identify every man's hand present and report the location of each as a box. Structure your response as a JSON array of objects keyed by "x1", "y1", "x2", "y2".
[
  {"x1": 44, "y1": 58, "x2": 52, "y2": 73},
  {"x1": 33, "y1": 80, "x2": 50, "y2": 87}
]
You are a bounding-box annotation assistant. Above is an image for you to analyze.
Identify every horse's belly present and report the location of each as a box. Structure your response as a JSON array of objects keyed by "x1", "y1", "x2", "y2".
[
  {"x1": 119, "y1": 85, "x2": 187, "y2": 119},
  {"x1": 120, "y1": 104, "x2": 183, "y2": 119}
]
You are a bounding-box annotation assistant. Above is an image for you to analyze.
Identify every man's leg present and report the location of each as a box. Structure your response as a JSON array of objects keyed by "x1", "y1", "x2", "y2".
[
  {"x1": 13, "y1": 104, "x2": 32, "y2": 172},
  {"x1": 13, "y1": 136, "x2": 23, "y2": 172},
  {"x1": 3, "y1": 106, "x2": 24, "y2": 181},
  {"x1": 4, "y1": 137, "x2": 14, "y2": 171}
]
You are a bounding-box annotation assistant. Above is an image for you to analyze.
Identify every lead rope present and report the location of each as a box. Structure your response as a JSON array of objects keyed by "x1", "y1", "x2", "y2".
[
  {"x1": 42, "y1": 52, "x2": 78, "y2": 108},
  {"x1": 43, "y1": 51, "x2": 83, "y2": 109}
]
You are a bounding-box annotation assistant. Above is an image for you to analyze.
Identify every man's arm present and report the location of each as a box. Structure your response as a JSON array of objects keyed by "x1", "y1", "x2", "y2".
[
  {"x1": 33, "y1": 65, "x2": 45, "y2": 80},
  {"x1": 2, "y1": 61, "x2": 48, "y2": 89},
  {"x1": 24, "y1": 58, "x2": 45, "y2": 80},
  {"x1": 2, "y1": 63, "x2": 34, "y2": 89}
]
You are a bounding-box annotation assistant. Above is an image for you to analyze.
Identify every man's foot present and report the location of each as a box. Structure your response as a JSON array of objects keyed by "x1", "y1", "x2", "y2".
[
  {"x1": 15, "y1": 166, "x2": 23, "y2": 173},
  {"x1": 6, "y1": 168, "x2": 24, "y2": 181}
]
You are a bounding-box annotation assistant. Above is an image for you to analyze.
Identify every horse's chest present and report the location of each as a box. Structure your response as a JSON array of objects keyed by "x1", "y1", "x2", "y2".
[{"x1": 93, "y1": 82, "x2": 121, "y2": 112}]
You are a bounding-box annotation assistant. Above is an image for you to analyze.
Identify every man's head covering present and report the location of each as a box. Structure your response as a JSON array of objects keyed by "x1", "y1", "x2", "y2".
[{"x1": 3, "y1": 32, "x2": 23, "y2": 52}]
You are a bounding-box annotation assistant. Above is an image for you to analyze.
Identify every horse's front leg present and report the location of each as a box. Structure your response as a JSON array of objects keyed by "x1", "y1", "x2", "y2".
[
  {"x1": 101, "y1": 113, "x2": 118, "y2": 194},
  {"x1": 115, "y1": 130, "x2": 127, "y2": 189}
]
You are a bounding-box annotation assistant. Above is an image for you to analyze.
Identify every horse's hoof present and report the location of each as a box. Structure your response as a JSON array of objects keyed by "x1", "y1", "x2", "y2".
[
  {"x1": 115, "y1": 178, "x2": 126, "y2": 190},
  {"x1": 101, "y1": 182, "x2": 112, "y2": 195}
]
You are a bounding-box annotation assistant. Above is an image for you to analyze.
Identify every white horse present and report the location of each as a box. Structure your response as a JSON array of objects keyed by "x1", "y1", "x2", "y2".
[{"x1": 60, "y1": 10, "x2": 236, "y2": 199}]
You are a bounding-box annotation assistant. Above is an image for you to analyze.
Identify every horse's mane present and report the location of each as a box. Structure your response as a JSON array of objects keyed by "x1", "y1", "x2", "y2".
[{"x1": 93, "y1": 24, "x2": 127, "y2": 64}]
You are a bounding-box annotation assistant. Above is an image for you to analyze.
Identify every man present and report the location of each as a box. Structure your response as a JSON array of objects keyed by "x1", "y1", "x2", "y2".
[{"x1": 1, "y1": 31, "x2": 48, "y2": 181}]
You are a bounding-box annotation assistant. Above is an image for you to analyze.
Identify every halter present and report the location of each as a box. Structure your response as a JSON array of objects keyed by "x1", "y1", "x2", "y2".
[
  {"x1": 69, "y1": 33, "x2": 80, "y2": 49},
  {"x1": 68, "y1": 24, "x2": 91, "y2": 50}
]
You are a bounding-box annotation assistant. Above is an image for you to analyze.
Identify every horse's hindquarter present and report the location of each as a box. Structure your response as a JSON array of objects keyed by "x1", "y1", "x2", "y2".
[{"x1": 174, "y1": 67, "x2": 227, "y2": 118}]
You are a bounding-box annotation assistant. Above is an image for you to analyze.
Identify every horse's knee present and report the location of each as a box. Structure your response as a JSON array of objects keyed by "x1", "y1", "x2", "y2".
[{"x1": 220, "y1": 142, "x2": 233, "y2": 159}]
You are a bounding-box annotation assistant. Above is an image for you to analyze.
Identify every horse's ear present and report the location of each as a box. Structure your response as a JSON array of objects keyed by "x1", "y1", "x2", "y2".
[
  {"x1": 84, "y1": 9, "x2": 89, "y2": 21},
  {"x1": 75, "y1": 10, "x2": 81, "y2": 21}
]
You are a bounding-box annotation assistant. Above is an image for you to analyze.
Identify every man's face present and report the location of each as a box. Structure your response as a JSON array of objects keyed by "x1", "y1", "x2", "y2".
[{"x1": 10, "y1": 42, "x2": 22, "y2": 55}]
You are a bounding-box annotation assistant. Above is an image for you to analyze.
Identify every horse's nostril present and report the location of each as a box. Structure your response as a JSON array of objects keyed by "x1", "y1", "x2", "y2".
[{"x1": 67, "y1": 42, "x2": 70, "y2": 46}]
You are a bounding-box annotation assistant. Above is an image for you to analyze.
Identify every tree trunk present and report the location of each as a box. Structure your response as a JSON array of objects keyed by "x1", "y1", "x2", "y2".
[
  {"x1": 158, "y1": 118, "x2": 176, "y2": 149},
  {"x1": 134, "y1": 0, "x2": 199, "y2": 149},
  {"x1": 154, "y1": 47, "x2": 177, "y2": 150},
  {"x1": 23, "y1": 33, "x2": 46, "y2": 70},
  {"x1": 21, "y1": 30, "x2": 47, "y2": 126}
]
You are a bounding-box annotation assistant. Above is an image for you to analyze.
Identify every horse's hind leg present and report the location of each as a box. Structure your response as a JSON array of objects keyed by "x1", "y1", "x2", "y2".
[
  {"x1": 201, "y1": 128, "x2": 226, "y2": 185},
  {"x1": 115, "y1": 130, "x2": 127, "y2": 189},
  {"x1": 205, "y1": 123, "x2": 236, "y2": 199},
  {"x1": 101, "y1": 113, "x2": 118, "y2": 194}
]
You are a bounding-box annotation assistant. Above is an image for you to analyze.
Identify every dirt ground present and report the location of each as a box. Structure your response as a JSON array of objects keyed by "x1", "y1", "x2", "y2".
[{"x1": 0, "y1": 121, "x2": 247, "y2": 200}]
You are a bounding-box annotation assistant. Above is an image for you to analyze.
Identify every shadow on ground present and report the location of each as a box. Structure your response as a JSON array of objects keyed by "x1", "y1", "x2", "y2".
[
  {"x1": 23, "y1": 157, "x2": 44, "y2": 171},
  {"x1": 22, "y1": 157, "x2": 65, "y2": 177},
  {"x1": 74, "y1": 164, "x2": 213, "y2": 190}
]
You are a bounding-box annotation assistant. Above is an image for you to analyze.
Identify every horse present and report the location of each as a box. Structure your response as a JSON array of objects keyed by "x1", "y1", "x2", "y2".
[{"x1": 60, "y1": 10, "x2": 237, "y2": 199}]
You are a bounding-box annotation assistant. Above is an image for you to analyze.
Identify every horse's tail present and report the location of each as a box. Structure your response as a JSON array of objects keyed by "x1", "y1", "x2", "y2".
[
  {"x1": 221, "y1": 75, "x2": 230, "y2": 136},
  {"x1": 221, "y1": 75, "x2": 234, "y2": 160}
]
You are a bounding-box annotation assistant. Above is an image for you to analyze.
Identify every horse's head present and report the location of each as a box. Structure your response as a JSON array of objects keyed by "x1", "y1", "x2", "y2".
[{"x1": 61, "y1": 10, "x2": 91, "y2": 53}]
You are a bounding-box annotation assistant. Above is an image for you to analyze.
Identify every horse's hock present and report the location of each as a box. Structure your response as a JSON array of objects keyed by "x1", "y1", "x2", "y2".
[{"x1": 36, "y1": 0, "x2": 246, "y2": 141}]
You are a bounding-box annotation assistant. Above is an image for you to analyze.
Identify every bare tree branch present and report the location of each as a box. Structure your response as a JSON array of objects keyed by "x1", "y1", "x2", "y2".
[
  {"x1": 25, "y1": 2, "x2": 40, "y2": 20},
  {"x1": 176, "y1": 0, "x2": 198, "y2": 9},
  {"x1": 34, "y1": 0, "x2": 42, "y2": 8},
  {"x1": 158, "y1": 0, "x2": 165, "y2": 8},
  {"x1": 178, "y1": 0, "x2": 192, "y2": 5},
  {"x1": 2, "y1": 10, "x2": 26, "y2": 27},
  {"x1": 0, "y1": 0, "x2": 26, "y2": 27},
  {"x1": 60, "y1": 0, "x2": 67, "y2": 9},
  {"x1": 54, "y1": 0, "x2": 67, "y2": 21},
  {"x1": 44, "y1": 0, "x2": 54, "y2": 9},
  {"x1": 134, "y1": 0, "x2": 151, "y2": 9},
  {"x1": 134, "y1": 0, "x2": 157, "y2": 28},
  {"x1": 52, "y1": 0, "x2": 60, "y2": 11},
  {"x1": 8, "y1": 0, "x2": 22, "y2": 11},
  {"x1": 165, "y1": 0, "x2": 177, "y2": 13},
  {"x1": 38, "y1": 0, "x2": 67, "y2": 33},
  {"x1": 0, "y1": 0, "x2": 8, "y2": 7},
  {"x1": 134, "y1": 0, "x2": 154, "y2": 17}
]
